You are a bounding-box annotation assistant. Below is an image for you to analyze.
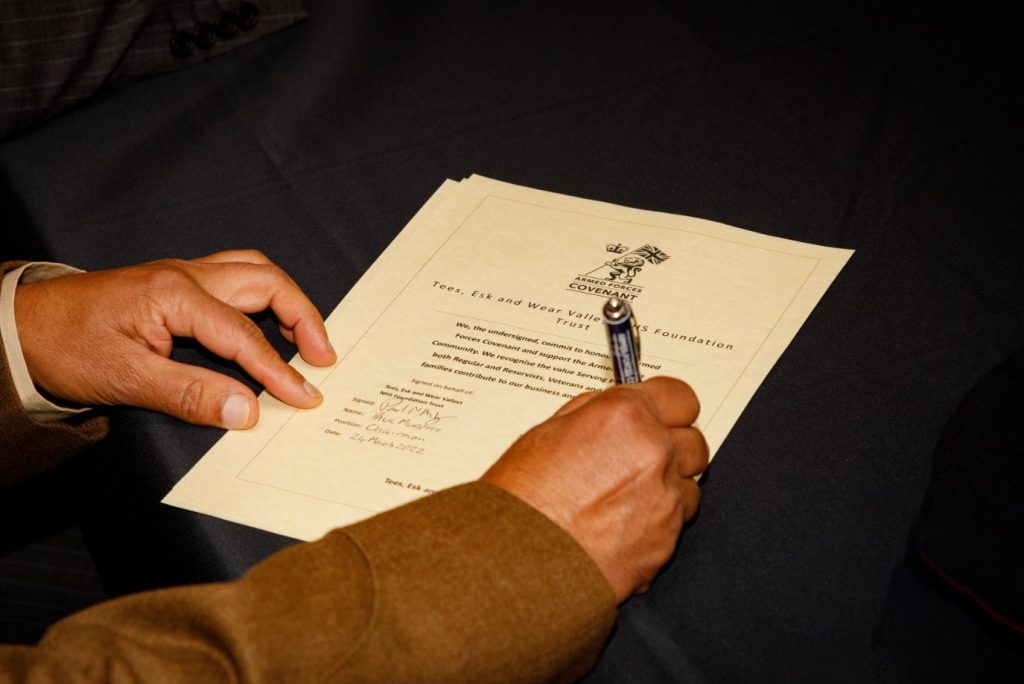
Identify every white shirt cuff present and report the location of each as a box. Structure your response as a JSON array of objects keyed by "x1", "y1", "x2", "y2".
[{"x1": 1, "y1": 262, "x2": 89, "y2": 421}]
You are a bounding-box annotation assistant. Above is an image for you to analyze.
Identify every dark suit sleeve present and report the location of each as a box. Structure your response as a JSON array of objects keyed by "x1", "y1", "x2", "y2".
[
  {"x1": 0, "y1": 482, "x2": 617, "y2": 682},
  {"x1": 0, "y1": 1, "x2": 307, "y2": 139},
  {"x1": 0, "y1": 262, "x2": 109, "y2": 489}
]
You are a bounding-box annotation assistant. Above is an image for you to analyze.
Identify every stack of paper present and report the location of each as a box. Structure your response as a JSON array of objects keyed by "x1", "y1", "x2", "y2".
[{"x1": 164, "y1": 176, "x2": 852, "y2": 540}]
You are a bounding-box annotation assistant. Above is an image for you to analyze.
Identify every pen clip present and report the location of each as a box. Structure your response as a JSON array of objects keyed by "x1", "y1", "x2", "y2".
[{"x1": 629, "y1": 309, "x2": 641, "y2": 363}]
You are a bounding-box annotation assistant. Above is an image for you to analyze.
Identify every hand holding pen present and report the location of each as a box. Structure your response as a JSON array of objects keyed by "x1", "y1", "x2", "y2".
[{"x1": 482, "y1": 296, "x2": 707, "y2": 602}]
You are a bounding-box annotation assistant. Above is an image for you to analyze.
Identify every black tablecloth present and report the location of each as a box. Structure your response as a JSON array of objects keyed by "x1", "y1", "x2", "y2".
[{"x1": 2, "y1": 1, "x2": 1021, "y2": 680}]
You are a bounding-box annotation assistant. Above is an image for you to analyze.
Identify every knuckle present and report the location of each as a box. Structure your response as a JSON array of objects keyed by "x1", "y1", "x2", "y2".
[
  {"x1": 263, "y1": 263, "x2": 291, "y2": 287},
  {"x1": 238, "y1": 316, "x2": 269, "y2": 344},
  {"x1": 600, "y1": 390, "x2": 649, "y2": 425},
  {"x1": 640, "y1": 434, "x2": 673, "y2": 469},
  {"x1": 235, "y1": 317, "x2": 280, "y2": 363},
  {"x1": 146, "y1": 257, "x2": 191, "y2": 275},
  {"x1": 177, "y1": 379, "x2": 208, "y2": 423},
  {"x1": 134, "y1": 261, "x2": 194, "y2": 293},
  {"x1": 645, "y1": 448, "x2": 677, "y2": 475},
  {"x1": 264, "y1": 263, "x2": 300, "y2": 295},
  {"x1": 240, "y1": 249, "x2": 272, "y2": 264},
  {"x1": 601, "y1": 392, "x2": 673, "y2": 465},
  {"x1": 660, "y1": 484, "x2": 686, "y2": 518}
]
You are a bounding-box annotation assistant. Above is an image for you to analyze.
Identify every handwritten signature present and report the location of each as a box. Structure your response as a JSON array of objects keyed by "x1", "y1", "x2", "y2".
[{"x1": 375, "y1": 397, "x2": 455, "y2": 431}]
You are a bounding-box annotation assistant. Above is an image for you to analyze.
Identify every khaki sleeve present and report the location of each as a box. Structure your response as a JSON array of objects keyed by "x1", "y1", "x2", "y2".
[
  {"x1": 0, "y1": 483, "x2": 617, "y2": 683},
  {"x1": 0, "y1": 261, "x2": 109, "y2": 489}
]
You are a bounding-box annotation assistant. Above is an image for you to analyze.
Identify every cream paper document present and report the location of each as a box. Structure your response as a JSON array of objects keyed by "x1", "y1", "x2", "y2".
[{"x1": 163, "y1": 176, "x2": 853, "y2": 540}]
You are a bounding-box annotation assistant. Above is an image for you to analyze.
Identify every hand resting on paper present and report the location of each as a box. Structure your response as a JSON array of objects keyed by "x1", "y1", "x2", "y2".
[
  {"x1": 482, "y1": 376, "x2": 709, "y2": 603},
  {"x1": 14, "y1": 250, "x2": 337, "y2": 429}
]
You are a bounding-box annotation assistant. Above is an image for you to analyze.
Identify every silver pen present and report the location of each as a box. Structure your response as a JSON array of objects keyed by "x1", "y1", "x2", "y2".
[{"x1": 602, "y1": 296, "x2": 641, "y2": 384}]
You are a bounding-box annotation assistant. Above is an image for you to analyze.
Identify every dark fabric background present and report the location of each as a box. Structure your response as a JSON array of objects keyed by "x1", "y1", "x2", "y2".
[{"x1": 0, "y1": 0, "x2": 1021, "y2": 679}]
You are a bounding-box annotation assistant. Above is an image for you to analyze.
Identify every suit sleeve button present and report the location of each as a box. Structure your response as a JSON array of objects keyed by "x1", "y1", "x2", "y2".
[
  {"x1": 215, "y1": 11, "x2": 239, "y2": 38},
  {"x1": 234, "y1": 2, "x2": 260, "y2": 30},
  {"x1": 170, "y1": 30, "x2": 195, "y2": 58},
  {"x1": 193, "y1": 21, "x2": 218, "y2": 49}
]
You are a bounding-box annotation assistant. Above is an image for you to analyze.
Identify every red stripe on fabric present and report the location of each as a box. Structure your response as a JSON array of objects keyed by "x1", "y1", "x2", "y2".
[{"x1": 917, "y1": 550, "x2": 1024, "y2": 635}]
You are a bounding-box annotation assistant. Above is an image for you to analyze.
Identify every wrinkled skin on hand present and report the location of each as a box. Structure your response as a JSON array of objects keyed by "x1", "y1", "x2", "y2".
[{"x1": 14, "y1": 250, "x2": 336, "y2": 429}]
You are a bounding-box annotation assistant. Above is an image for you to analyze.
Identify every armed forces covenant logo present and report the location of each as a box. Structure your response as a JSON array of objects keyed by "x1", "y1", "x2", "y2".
[{"x1": 566, "y1": 243, "x2": 670, "y2": 301}]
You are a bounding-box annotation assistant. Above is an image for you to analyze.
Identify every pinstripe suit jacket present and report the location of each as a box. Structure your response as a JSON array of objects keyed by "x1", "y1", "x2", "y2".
[{"x1": 0, "y1": 1, "x2": 306, "y2": 138}]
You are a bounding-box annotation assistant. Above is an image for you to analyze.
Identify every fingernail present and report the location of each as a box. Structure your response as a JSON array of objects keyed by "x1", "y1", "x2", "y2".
[
  {"x1": 327, "y1": 340, "x2": 336, "y2": 356},
  {"x1": 303, "y1": 380, "x2": 322, "y2": 399},
  {"x1": 221, "y1": 394, "x2": 251, "y2": 429}
]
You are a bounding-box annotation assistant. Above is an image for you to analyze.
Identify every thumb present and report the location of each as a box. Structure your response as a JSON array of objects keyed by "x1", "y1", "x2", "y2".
[{"x1": 129, "y1": 355, "x2": 260, "y2": 429}]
